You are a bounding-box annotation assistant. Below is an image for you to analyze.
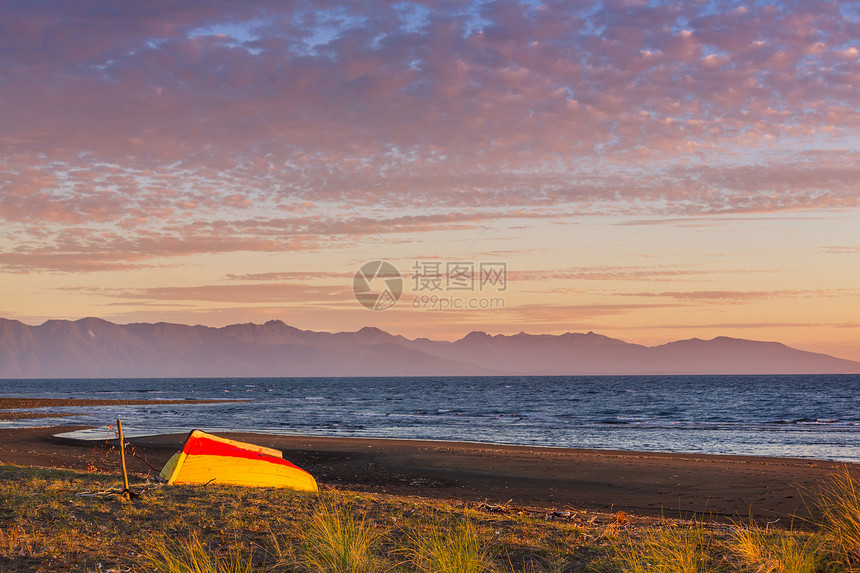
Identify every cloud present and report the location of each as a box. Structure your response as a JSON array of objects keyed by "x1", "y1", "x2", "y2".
[
  {"x1": 99, "y1": 283, "x2": 353, "y2": 304},
  {"x1": 0, "y1": 230, "x2": 313, "y2": 273},
  {"x1": 509, "y1": 265, "x2": 763, "y2": 282},
  {"x1": 225, "y1": 271, "x2": 353, "y2": 281},
  {"x1": 5, "y1": 1, "x2": 860, "y2": 164},
  {"x1": 624, "y1": 289, "x2": 859, "y2": 301},
  {"x1": 511, "y1": 302, "x2": 677, "y2": 322},
  {"x1": 1, "y1": 0, "x2": 859, "y2": 271},
  {"x1": 615, "y1": 321, "x2": 830, "y2": 330},
  {"x1": 0, "y1": 209, "x2": 548, "y2": 272}
]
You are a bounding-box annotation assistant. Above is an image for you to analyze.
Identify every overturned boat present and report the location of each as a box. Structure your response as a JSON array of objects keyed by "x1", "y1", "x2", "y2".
[{"x1": 159, "y1": 430, "x2": 318, "y2": 491}]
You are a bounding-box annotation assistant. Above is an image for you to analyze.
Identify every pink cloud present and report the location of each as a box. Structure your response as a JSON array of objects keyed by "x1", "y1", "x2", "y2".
[
  {"x1": 821, "y1": 246, "x2": 860, "y2": 254},
  {"x1": 99, "y1": 283, "x2": 354, "y2": 304},
  {"x1": 624, "y1": 289, "x2": 859, "y2": 301},
  {"x1": 511, "y1": 302, "x2": 677, "y2": 323},
  {"x1": 225, "y1": 271, "x2": 353, "y2": 281},
  {"x1": 1, "y1": 208, "x2": 553, "y2": 272},
  {"x1": 1, "y1": 0, "x2": 859, "y2": 272},
  {"x1": 3, "y1": 0, "x2": 857, "y2": 164},
  {"x1": 509, "y1": 266, "x2": 737, "y2": 282}
]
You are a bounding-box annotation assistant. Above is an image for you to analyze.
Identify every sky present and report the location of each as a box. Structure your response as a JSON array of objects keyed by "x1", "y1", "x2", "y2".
[{"x1": 1, "y1": 0, "x2": 859, "y2": 361}]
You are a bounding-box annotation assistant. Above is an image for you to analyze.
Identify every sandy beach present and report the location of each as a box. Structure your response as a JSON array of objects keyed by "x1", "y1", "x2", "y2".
[
  {"x1": 2, "y1": 396, "x2": 856, "y2": 523},
  {"x1": 1, "y1": 408, "x2": 856, "y2": 525},
  {"x1": 130, "y1": 431, "x2": 852, "y2": 522}
]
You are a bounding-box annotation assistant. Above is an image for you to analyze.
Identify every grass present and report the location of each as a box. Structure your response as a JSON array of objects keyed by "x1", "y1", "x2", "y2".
[
  {"x1": 404, "y1": 515, "x2": 495, "y2": 573},
  {"x1": 2, "y1": 464, "x2": 860, "y2": 572},
  {"x1": 141, "y1": 532, "x2": 255, "y2": 573},
  {"x1": 728, "y1": 524, "x2": 821, "y2": 573},
  {"x1": 610, "y1": 523, "x2": 714, "y2": 573},
  {"x1": 300, "y1": 501, "x2": 386, "y2": 573},
  {"x1": 817, "y1": 468, "x2": 860, "y2": 569}
]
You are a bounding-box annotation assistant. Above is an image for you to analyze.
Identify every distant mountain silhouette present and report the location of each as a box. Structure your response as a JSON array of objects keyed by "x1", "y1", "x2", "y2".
[{"x1": 0, "y1": 317, "x2": 858, "y2": 378}]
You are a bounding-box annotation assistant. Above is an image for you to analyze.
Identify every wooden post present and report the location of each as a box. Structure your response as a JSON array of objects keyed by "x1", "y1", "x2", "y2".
[{"x1": 117, "y1": 418, "x2": 130, "y2": 498}]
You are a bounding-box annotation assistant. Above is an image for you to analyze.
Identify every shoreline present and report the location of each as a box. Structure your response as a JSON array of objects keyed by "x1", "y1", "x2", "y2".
[
  {"x1": 0, "y1": 397, "x2": 240, "y2": 420},
  {"x1": 1, "y1": 424, "x2": 856, "y2": 523},
  {"x1": 6, "y1": 397, "x2": 857, "y2": 465},
  {"x1": 53, "y1": 424, "x2": 856, "y2": 466},
  {"x1": 2, "y1": 395, "x2": 857, "y2": 523}
]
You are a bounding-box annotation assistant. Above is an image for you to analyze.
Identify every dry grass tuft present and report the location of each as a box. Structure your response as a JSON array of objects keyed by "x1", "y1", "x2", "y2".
[
  {"x1": 299, "y1": 500, "x2": 386, "y2": 573},
  {"x1": 141, "y1": 531, "x2": 255, "y2": 573},
  {"x1": 817, "y1": 468, "x2": 860, "y2": 569},
  {"x1": 728, "y1": 525, "x2": 820, "y2": 573},
  {"x1": 610, "y1": 523, "x2": 713, "y2": 573},
  {"x1": 404, "y1": 515, "x2": 496, "y2": 573}
]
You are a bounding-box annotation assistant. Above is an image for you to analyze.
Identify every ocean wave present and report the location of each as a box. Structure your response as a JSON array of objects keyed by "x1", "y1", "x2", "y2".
[{"x1": 2, "y1": 374, "x2": 859, "y2": 462}]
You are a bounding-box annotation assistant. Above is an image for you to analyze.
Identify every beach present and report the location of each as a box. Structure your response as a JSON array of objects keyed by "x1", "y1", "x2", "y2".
[
  {"x1": 1, "y1": 396, "x2": 855, "y2": 523},
  {"x1": 130, "y1": 431, "x2": 847, "y2": 522}
]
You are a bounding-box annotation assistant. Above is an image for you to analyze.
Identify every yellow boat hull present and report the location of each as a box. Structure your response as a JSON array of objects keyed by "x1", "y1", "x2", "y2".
[{"x1": 159, "y1": 430, "x2": 318, "y2": 491}]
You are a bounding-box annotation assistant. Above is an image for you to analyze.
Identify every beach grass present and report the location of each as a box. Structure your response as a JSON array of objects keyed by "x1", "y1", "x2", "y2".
[
  {"x1": 609, "y1": 522, "x2": 715, "y2": 573},
  {"x1": 299, "y1": 501, "x2": 387, "y2": 573},
  {"x1": 817, "y1": 468, "x2": 860, "y2": 568},
  {"x1": 402, "y1": 514, "x2": 494, "y2": 573},
  {"x1": 141, "y1": 531, "x2": 256, "y2": 573},
  {"x1": 1, "y1": 464, "x2": 858, "y2": 572},
  {"x1": 728, "y1": 524, "x2": 821, "y2": 573}
]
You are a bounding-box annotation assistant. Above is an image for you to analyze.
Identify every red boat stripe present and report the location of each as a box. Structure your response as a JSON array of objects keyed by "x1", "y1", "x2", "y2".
[{"x1": 184, "y1": 436, "x2": 304, "y2": 471}]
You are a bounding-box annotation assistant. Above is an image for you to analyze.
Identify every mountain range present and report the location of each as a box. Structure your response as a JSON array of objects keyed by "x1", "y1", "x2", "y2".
[{"x1": 1, "y1": 317, "x2": 859, "y2": 378}]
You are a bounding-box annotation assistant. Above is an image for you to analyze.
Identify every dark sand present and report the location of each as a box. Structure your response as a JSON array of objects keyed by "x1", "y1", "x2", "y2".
[
  {"x1": 1, "y1": 424, "x2": 855, "y2": 523},
  {"x1": 0, "y1": 397, "x2": 234, "y2": 420}
]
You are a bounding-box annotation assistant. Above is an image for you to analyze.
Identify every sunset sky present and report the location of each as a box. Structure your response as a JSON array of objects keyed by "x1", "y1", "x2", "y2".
[{"x1": 1, "y1": 1, "x2": 859, "y2": 360}]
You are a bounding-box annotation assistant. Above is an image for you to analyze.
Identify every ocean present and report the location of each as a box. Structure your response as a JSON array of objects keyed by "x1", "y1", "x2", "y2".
[{"x1": 1, "y1": 375, "x2": 859, "y2": 462}]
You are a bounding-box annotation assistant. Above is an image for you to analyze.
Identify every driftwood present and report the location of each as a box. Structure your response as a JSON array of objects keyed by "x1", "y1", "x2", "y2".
[{"x1": 116, "y1": 419, "x2": 139, "y2": 500}]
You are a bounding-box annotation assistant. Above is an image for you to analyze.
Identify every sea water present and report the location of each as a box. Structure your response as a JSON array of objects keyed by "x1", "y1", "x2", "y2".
[{"x1": 1, "y1": 375, "x2": 858, "y2": 462}]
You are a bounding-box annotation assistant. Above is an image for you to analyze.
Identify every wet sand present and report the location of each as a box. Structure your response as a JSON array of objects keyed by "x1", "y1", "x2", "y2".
[
  {"x1": 0, "y1": 397, "x2": 234, "y2": 420},
  {"x1": 1, "y1": 424, "x2": 854, "y2": 523}
]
